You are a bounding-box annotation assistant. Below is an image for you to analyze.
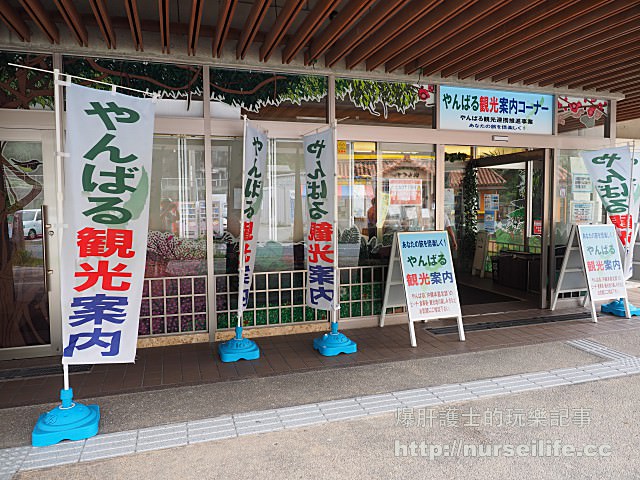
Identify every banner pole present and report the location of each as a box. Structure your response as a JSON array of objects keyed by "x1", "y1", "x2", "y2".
[
  {"x1": 217, "y1": 116, "x2": 260, "y2": 362},
  {"x1": 311, "y1": 123, "x2": 356, "y2": 355},
  {"x1": 332, "y1": 122, "x2": 339, "y2": 326},
  {"x1": 237, "y1": 115, "x2": 248, "y2": 335}
]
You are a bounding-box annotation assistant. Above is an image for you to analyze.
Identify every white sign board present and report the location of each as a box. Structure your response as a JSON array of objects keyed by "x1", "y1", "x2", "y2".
[
  {"x1": 380, "y1": 231, "x2": 465, "y2": 347},
  {"x1": 552, "y1": 224, "x2": 629, "y2": 322},
  {"x1": 578, "y1": 224, "x2": 627, "y2": 301}
]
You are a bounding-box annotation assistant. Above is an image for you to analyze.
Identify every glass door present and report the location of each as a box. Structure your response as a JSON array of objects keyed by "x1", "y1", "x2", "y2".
[{"x1": 1, "y1": 133, "x2": 59, "y2": 357}]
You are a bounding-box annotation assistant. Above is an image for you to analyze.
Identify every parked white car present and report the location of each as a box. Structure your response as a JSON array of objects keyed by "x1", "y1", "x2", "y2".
[{"x1": 19, "y1": 209, "x2": 43, "y2": 240}]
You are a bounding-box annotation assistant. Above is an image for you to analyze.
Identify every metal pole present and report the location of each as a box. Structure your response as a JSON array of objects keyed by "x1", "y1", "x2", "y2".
[
  {"x1": 237, "y1": 116, "x2": 248, "y2": 333},
  {"x1": 53, "y1": 69, "x2": 71, "y2": 391},
  {"x1": 332, "y1": 121, "x2": 339, "y2": 324}
]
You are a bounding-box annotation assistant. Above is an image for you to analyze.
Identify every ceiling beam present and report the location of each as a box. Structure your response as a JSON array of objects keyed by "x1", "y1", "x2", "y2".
[
  {"x1": 434, "y1": 0, "x2": 583, "y2": 79},
  {"x1": 260, "y1": 0, "x2": 305, "y2": 62},
  {"x1": 365, "y1": 0, "x2": 473, "y2": 72},
  {"x1": 345, "y1": 0, "x2": 443, "y2": 70},
  {"x1": 305, "y1": 0, "x2": 376, "y2": 66},
  {"x1": 324, "y1": 0, "x2": 409, "y2": 68},
  {"x1": 237, "y1": 0, "x2": 272, "y2": 60},
  {"x1": 213, "y1": 0, "x2": 236, "y2": 58},
  {"x1": 282, "y1": 0, "x2": 341, "y2": 64},
  {"x1": 387, "y1": 0, "x2": 510, "y2": 73},
  {"x1": 405, "y1": 0, "x2": 544, "y2": 75},
  {"x1": 455, "y1": 0, "x2": 610, "y2": 80},
  {"x1": 19, "y1": 0, "x2": 59, "y2": 43},
  {"x1": 592, "y1": 71, "x2": 640, "y2": 91},
  {"x1": 536, "y1": 44, "x2": 640, "y2": 87},
  {"x1": 0, "y1": 0, "x2": 31, "y2": 41},
  {"x1": 588, "y1": 70, "x2": 640, "y2": 90},
  {"x1": 158, "y1": 0, "x2": 170, "y2": 53},
  {"x1": 187, "y1": 0, "x2": 204, "y2": 55},
  {"x1": 53, "y1": 0, "x2": 87, "y2": 46},
  {"x1": 124, "y1": 0, "x2": 143, "y2": 51},
  {"x1": 501, "y1": 8, "x2": 640, "y2": 84},
  {"x1": 475, "y1": 1, "x2": 638, "y2": 81},
  {"x1": 526, "y1": 35, "x2": 640, "y2": 89},
  {"x1": 89, "y1": 0, "x2": 115, "y2": 49}
]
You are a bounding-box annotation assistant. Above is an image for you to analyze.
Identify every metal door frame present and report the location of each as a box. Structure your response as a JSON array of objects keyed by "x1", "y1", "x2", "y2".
[{"x1": 0, "y1": 126, "x2": 62, "y2": 359}]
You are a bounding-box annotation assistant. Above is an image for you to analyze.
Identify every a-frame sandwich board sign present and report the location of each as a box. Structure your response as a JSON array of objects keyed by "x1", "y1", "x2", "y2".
[
  {"x1": 380, "y1": 231, "x2": 465, "y2": 347},
  {"x1": 551, "y1": 224, "x2": 630, "y2": 322}
]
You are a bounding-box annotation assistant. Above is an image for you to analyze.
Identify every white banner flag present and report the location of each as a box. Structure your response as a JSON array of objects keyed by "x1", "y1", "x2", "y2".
[
  {"x1": 581, "y1": 146, "x2": 640, "y2": 246},
  {"x1": 582, "y1": 146, "x2": 640, "y2": 278},
  {"x1": 61, "y1": 84, "x2": 155, "y2": 364},
  {"x1": 304, "y1": 127, "x2": 338, "y2": 310},
  {"x1": 239, "y1": 121, "x2": 268, "y2": 315}
]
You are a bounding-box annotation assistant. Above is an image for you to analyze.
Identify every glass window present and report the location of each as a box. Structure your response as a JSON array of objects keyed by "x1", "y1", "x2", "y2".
[
  {"x1": 209, "y1": 68, "x2": 327, "y2": 122},
  {"x1": 0, "y1": 52, "x2": 53, "y2": 109},
  {"x1": 338, "y1": 141, "x2": 436, "y2": 266},
  {"x1": 557, "y1": 96, "x2": 608, "y2": 138},
  {"x1": 63, "y1": 56, "x2": 203, "y2": 116},
  {"x1": 145, "y1": 136, "x2": 207, "y2": 278},
  {"x1": 336, "y1": 78, "x2": 434, "y2": 127},
  {"x1": 554, "y1": 149, "x2": 604, "y2": 246}
]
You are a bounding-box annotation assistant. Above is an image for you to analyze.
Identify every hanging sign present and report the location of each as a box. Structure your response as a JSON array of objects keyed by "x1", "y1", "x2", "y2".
[
  {"x1": 439, "y1": 86, "x2": 553, "y2": 134},
  {"x1": 581, "y1": 146, "x2": 640, "y2": 247},
  {"x1": 239, "y1": 122, "x2": 268, "y2": 314},
  {"x1": 380, "y1": 231, "x2": 465, "y2": 347},
  {"x1": 304, "y1": 127, "x2": 337, "y2": 311},
  {"x1": 61, "y1": 83, "x2": 156, "y2": 364}
]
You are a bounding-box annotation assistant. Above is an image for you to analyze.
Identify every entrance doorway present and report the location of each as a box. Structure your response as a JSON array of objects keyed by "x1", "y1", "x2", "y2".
[
  {"x1": 444, "y1": 145, "x2": 546, "y2": 311},
  {"x1": 1, "y1": 132, "x2": 60, "y2": 358}
]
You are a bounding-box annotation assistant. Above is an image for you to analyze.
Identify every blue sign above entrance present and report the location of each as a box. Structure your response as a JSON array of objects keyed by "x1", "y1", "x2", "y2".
[{"x1": 439, "y1": 86, "x2": 554, "y2": 135}]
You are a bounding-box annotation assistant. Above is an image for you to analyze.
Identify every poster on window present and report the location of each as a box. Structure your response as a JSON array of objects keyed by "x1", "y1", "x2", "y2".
[
  {"x1": 572, "y1": 173, "x2": 592, "y2": 192},
  {"x1": 581, "y1": 146, "x2": 640, "y2": 247},
  {"x1": 484, "y1": 194, "x2": 499, "y2": 212},
  {"x1": 390, "y1": 179, "x2": 422, "y2": 205},
  {"x1": 570, "y1": 201, "x2": 594, "y2": 223},
  {"x1": 239, "y1": 121, "x2": 268, "y2": 315},
  {"x1": 60, "y1": 83, "x2": 155, "y2": 364},
  {"x1": 304, "y1": 127, "x2": 337, "y2": 311}
]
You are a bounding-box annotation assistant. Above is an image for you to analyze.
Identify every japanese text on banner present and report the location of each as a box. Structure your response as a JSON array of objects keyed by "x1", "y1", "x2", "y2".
[
  {"x1": 304, "y1": 128, "x2": 337, "y2": 311},
  {"x1": 61, "y1": 84, "x2": 155, "y2": 364},
  {"x1": 581, "y1": 146, "x2": 640, "y2": 247},
  {"x1": 239, "y1": 122, "x2": 268, "y2": 315}
]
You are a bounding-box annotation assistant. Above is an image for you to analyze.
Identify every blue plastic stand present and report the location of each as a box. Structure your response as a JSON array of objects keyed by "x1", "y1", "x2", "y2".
[
  {"x1": 601, "y1": 298, "x2": 640, "y2": 317},
  {"x1": 218, "y1": 326, "x2": 260, "y2": 362},
  {"x1": 313, "y1": 321, "x2": 357, "y2": 357},
  {"x1": 32, "y1": 388, "x2": 100, "y2": 447}
]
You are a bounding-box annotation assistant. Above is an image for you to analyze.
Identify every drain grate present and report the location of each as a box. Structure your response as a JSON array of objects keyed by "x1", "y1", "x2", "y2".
[
  {"x1": 425, "y1": 312, "x2": 599, "y2": 335},
  {"x1": 0, "y1": 364, "x2": 92, "y2": 380}
]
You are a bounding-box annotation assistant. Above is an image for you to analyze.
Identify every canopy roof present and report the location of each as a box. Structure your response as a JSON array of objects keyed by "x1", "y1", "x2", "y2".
[{"x1": 1, "y1": 1, "x2": 639, "y2": 120}]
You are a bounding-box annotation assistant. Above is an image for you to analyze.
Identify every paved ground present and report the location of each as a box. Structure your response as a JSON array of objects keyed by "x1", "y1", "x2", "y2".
[
  {"x1": 4, "y1": 317, "x2": 640, "y2": 479},
  {"x1": 14, "y1": 363, "x2": 640, "y2": 480},
  {"x1": 0, "y1": 341, "x2": 596, "y2": 449}
]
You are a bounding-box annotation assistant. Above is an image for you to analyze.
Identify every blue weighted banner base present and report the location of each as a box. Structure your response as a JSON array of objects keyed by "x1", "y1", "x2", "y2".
[
  {"x1": 601, "y1": 299, "x2": 640, "y2": 317},
  {"x1": 218, "y1": 326, "x2": 260, "y2": 362},
  {"x1": 313, "y1": 322, "x2": 357, "y2": 357},
  {"x1": 32, "y1": 388, "x2": 100, "y2": 447}
]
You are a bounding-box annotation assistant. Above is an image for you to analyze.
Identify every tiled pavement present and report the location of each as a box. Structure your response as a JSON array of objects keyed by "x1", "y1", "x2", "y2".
[
  {"x1": 2, "y1": 301, "x2": 640, "y2": 409},
  {"x1": 2, "y1": 339, "x2": 640, "y2": 478}
]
